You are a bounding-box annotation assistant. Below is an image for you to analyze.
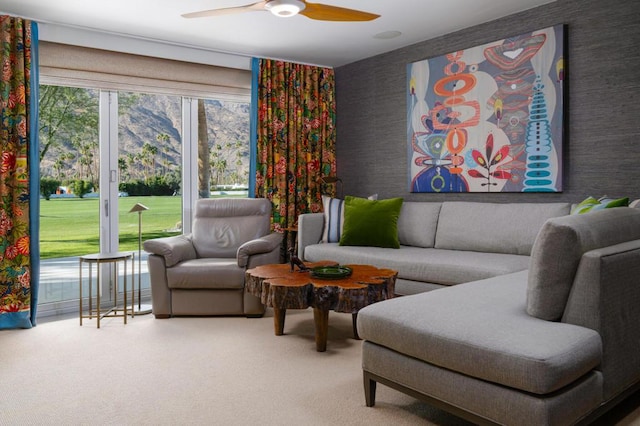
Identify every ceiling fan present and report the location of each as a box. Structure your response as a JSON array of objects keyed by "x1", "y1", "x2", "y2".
[{"x1": 182, "y1": 0, "x2": 380, "y2": 22}]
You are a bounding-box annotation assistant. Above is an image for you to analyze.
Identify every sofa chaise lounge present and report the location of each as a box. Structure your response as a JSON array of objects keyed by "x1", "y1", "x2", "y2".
[
  {"x1": 298, "y1": 199, "x2": 640, "y2": 424},
  {"x1": 356, "y1": 206, "x2": 640, "y2": 425}
]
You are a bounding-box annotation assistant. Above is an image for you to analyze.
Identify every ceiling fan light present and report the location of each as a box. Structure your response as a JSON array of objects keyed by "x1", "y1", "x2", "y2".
[{"x1": 266, "y1": 0, "x2": 306, "y2": 18}]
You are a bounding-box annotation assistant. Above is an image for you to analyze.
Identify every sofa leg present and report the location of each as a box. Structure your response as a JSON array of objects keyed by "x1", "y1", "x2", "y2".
[
  {"x1": 154, "y1": 314, "x2": 170, "y2": 319},
  {"x1": 364, "y1": 371, "x2": 377, "y2": 407}
]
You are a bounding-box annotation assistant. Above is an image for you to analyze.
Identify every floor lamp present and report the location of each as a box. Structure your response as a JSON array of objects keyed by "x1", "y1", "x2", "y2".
[{"x1": 129, "y1": 202, "x2": 152, "y2": 315}]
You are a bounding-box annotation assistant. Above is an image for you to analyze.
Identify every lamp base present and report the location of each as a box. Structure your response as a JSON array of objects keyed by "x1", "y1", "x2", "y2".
[{"x1": 133, "y1": 303, "x2": 153, "y2": 315}]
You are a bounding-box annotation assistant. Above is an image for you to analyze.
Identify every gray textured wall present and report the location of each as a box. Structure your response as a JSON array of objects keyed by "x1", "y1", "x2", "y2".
[{"x1": 334, "y1": 0, "x2": 640, "y2": 203}]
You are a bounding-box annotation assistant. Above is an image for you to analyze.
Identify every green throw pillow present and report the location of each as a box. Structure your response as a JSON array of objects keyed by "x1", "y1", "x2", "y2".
[
  {"x1": 340, "y1": 196, "x2": 403, "y2": 248},
  {"x1": 571, "y1": 196, "x2": 629, "y2": 214}
]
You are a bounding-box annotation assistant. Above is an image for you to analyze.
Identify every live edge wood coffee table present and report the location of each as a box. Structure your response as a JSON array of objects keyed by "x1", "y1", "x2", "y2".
[{"x1": 245, "y1": 261, "x2": 397, "y2": 352}]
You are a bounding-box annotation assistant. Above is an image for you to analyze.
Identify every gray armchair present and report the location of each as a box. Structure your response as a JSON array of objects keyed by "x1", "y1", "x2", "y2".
[{"x1": 143, "y1": 198, "x2": 282, "y2": 318}]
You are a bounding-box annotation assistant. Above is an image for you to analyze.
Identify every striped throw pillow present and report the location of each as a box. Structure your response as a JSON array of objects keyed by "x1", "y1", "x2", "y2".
[{"x1": 322, "y1": 195, "x2": 344, "y2": 243}]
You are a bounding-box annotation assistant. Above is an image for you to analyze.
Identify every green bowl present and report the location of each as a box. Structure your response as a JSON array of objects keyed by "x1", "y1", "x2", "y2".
[{"x1": 310, "y1": 265, "x2": 353, "y2": 279}]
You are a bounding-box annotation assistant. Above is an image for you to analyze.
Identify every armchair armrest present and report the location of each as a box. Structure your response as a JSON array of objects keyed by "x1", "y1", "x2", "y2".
[
  {"x1": 143, "y1": 234, "x2": 197, "y2": 267},
  {"x1": 237, "y1": 232, "x2": 283, "y2": 267}
]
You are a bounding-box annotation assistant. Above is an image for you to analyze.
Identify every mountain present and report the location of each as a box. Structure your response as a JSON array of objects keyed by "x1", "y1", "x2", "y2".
[{"x1": 41, "y1": 89, "x2": 251, "y2": 188}]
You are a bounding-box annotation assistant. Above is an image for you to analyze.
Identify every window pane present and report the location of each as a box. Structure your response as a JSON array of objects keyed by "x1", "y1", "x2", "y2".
[
  {"x1": 118, "y1": 92, "x2": 183, "y2": 292},
  {"x1": 39, "y1": 85, "x2": 100, "y2": 304},
  {"x1": 197, "y1": 98, "x2": 250, "y2": 199}
]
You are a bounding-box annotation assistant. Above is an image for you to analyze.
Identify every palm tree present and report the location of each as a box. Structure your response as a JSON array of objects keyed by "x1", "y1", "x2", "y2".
[
  {"x1": 197, "y1": 99, "x2": 210, "y2": 198},
  {"x1": 141, "y1": 142, "x2": 158, "y2": 180},
  {"x1": 53, "y1": 159, "x2": 65, "y2": 180},
  {"x1": 156, "y1": 133, "x2": 171, "y2": 174},
  {"x1": 118, "y1": 157, "x2": 128, "y2": 181}
]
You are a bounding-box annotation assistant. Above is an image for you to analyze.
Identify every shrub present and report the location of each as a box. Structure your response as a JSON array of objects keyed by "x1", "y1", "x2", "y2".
[
  {"x1": 70, "y1": 180, "x2": 92, "y2": 198},
  {"x1": 40, "y1": 177, "x2": 61, "y2": 200},
  {"x1": 119, "y1": 176, "x2": 180, "y2": 196}
]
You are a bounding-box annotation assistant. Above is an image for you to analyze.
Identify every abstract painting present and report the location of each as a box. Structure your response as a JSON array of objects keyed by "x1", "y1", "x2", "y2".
[{"x1": 408, "y1": 25, "x2": 564, "y2": 192}]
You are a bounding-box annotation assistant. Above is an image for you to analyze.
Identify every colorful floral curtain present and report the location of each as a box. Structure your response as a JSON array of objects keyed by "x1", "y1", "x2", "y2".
[
  {"x1": 253, "y1": 58, "x2": 336, "y2": 231},
  {"x1": 0, "y1": 16, "x2": 38, "y2": 329}
]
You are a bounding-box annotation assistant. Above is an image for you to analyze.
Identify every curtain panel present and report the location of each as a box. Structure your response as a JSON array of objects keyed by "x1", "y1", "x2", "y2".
[
  {"x1": 254, "y1": 58, "x2": 336, "y2": 231},
  {"x1": 0, "y1": 15, "x2": 38, "y2": 329}
]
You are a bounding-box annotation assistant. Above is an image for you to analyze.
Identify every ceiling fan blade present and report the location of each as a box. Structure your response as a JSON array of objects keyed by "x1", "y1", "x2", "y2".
[
  {"x1": 299, "y1": 2, "x2": 380, "y2": 22},
  {"x1": 182, "y1": 1, "x2": 267, "y2": 19}
]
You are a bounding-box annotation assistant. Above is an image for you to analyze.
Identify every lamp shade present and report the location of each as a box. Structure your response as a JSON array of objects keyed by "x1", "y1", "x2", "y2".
[
  {"x1": 265, "y1": 0, "x2": 306, "y2": 17},
  {"x1": 320, "y1": 176, "x2": 343, "y2": 198},
  {"x1": 129, "y1": 203, "x2": 149, "y2": 213}
]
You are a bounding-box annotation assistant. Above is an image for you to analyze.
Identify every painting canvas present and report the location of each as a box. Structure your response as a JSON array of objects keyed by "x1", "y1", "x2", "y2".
[{"x1": 408, "y1": 25, "x2": 564, "y2": 193}]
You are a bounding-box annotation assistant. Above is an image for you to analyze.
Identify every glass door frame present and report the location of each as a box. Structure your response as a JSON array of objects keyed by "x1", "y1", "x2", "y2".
[
  {"x1": 96, "y1": 93, "x2": 196, "y2": 306},
  {"x1": 96, "y1": 90, "x2": 125, "y2": 306},
  {"x1": 181, "y1": 97, "x2": 197, "y2": 235},
  {"x1": 100, "y1": 91, "x2": 120, "y2": 255},
  {"x1": 98, "y1": 92, "x2": 193, "y2": 305}
]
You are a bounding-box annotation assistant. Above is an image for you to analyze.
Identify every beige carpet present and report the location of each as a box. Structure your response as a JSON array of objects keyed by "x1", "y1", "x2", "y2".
[{"x1": 1, "y1": 309, "x2": 639, "y2": 426}]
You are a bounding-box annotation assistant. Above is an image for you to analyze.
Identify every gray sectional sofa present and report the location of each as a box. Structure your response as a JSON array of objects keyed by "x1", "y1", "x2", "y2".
[
  {"x1": 298, "y1": 201, "x2": 571, "y2": 295},
  {"x1": 298, "y1": 201, "x2": 640, "y2": 425}
]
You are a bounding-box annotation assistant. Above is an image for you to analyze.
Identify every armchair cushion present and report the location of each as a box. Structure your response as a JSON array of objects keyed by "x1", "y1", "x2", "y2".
[
  {"x1": 192, "y1": 198, "x2": 271, "y2": 258},
  {"x1": 143, "y1": 234, "x2": 196, "y2": 267},
  {"x1": 237, "y1": 232, "x2": 283, "y2": 267},
  {"x1": 166, "y1": 258, "x2": 245, "y2": 289}
]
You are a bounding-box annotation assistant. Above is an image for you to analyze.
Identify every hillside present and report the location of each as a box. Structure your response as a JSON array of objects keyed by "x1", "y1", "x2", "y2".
[{"x1": 40, "y1": 89, "x2": 250, "y2": 188}]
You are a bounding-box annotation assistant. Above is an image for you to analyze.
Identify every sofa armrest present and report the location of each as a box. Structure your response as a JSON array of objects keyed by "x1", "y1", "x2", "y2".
[
  {"x1": 297, "y1": 213, "x2": 325, "y2": 261},
  {"x1": 143, "y1": 234, "x2": 197, "y2": 267},
  {"x1": 237, "y1": 232, "x2": 283, "y2": 267},
  {"x1": 562, "y1": 239, "x2": 640, "y2": 400}
]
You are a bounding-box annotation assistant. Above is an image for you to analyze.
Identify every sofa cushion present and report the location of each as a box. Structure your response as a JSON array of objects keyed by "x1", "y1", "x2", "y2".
[
  {"x1": 435, "y1": 202, "x2": 570, "y2": 255},
  {"x1": 571, "y1": 196, "x2": 629, "y2": 214},
  {"x1": 362, "y1": 342, "x2": 602, "y2": 426},
  {"x1": 321, "y1": 194, "x2": 378, "y2": 243},
  {"x1": 340, "y1": 196, "x2": 403, "y2": 249},
  {"x1": 304, "y1": 244, "x2": 530, "y2": 285},
  {"x1": 321, "y1": 195, "x2": 345, "y2": 243},
  {"x1": 527, "y1": 207, "x2": 640, "y2": 321},
  {"x1": 357, "y1": 271, "x2": 603, "y2": 395},
  {"x1": 166, "y1": 258, "x2": 245, "y2": 289},
  {"x1": 397, "y1": 202, "x2": 441, "y2": 248}
]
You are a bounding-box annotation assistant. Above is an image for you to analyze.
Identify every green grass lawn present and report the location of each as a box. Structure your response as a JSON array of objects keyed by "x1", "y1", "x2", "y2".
[{"x1": 40, "y1": 196, "x2": 182, "y2": 259}]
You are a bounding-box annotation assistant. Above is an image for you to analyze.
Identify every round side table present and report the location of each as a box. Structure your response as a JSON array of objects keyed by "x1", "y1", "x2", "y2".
[{"x1": 79, "y1": 252, "x2": 135, "y2": 328}]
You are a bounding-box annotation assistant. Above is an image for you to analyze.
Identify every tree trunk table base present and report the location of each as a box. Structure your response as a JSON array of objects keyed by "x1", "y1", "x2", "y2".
[{"x1": 246, "y1": 262, "x2": 397, "y2": 352}]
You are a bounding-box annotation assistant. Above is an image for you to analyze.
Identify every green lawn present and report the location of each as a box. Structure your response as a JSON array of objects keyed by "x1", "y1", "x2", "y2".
[{"x1": 40, "y1": 196, "x2": 182, "y2": 259}]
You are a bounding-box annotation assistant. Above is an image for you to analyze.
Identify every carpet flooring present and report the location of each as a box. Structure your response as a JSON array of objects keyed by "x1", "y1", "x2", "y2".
[{"x1": 2, "y1": 309, "x2": 640, "y2": 425}]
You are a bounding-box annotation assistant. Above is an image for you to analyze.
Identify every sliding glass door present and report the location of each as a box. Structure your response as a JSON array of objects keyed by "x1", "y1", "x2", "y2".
[
  {"x1": 117, "y1": 91, "x2": 183, "y2": 295},
  {"x1": 38, "y1": 84, "x2": 250, "y2": 318},
  {"x1": 38, "y1": 85, "x2": 101, "y2": 309},
  {"x1": 38, "y1": 87, "x2": 184, "y2": 315}
]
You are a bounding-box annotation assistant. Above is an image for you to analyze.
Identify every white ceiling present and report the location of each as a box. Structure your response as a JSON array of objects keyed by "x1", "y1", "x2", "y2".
[{"x1": 1, "y1": 0, "x2": 555, "y2": 68}]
